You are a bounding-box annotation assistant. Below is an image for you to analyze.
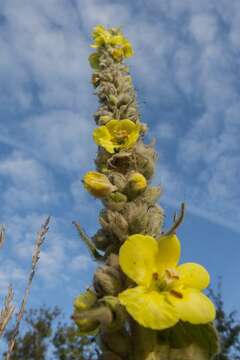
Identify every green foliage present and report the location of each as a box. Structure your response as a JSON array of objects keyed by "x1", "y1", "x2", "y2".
[
  {"x1": 209, "y1": 283, "x2": 240, "y2": 360},
  {"x1": 3, "y1": 306, "x2": 98, "y2": 359}
]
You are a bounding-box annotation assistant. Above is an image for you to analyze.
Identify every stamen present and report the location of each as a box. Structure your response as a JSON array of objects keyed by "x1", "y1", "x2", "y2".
[
  {"x1": 170, "y1": 290, "x2": 183, "y2": 299},
  {"x1": 165, "y1": 269, "x2": 180, "y2": 280},
  {"x1": 114, "y1": 130, "x2": 128, "y2": 144},
  {"x1": 152, "y1": 272, "x2": 159, "y2": 281}
]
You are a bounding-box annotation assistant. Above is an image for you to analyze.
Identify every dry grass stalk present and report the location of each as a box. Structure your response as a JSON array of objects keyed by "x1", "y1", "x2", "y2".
[
  {"x1": 0, "y1": 286, "x2": 15, "y2": 338},
  {"x1": 0, "y1": 225, "x2": 5, "y2": 250},
  {"x1": 5, "y1": 216, "x2": 50, "y2": 360}
]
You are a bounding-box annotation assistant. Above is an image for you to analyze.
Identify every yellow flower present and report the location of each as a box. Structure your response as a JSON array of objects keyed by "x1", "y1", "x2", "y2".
[
  {"x1": 118, "y1": 234, "x2": 215, "y2": 330},
  {"x1": 128, "y1": 172, "x2": 147, "y2": 192},
  {"x1": 91, "y1": 25, "x2": 111, "y2": 48},
  {"x1": 111, "y1": 38, "x2": 134, "y2": 61},
  {"x1": 93, "y1": 119, "x2": 140, "y2": 154},
  {"x1": 90, "y1": 25, "x2": 134, "y2": 61},
  {"x1": 83, "y1": 171, "x2": 117, "y2": 197},
  {"x1": 73, "y1": 289, "x2": 99, "y2": 335}
]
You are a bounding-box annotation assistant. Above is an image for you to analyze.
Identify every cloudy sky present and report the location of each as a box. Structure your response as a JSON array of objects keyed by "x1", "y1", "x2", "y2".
[{"x1": 0, "y1": 0, "x2": 240, "y2": 323}]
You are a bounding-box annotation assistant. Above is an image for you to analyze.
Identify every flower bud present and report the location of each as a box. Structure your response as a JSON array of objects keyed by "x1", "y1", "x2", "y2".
[
  {"x1": 127, "y1": 172, "x2": 147, "y2": 192},
  {"x1": 100, "y1": 296, "x2": 127, "y2": 332},
  {"x1": 134, "y1": 141, "x2": 157, "y2": 179},
  {"x1": 92, "y1": 229, "x2": 112, "y2": 251},
  {"x1": 73, "y1": 289, "x2": 99, "y2": 335},
  {"x1": 108, "y1": 172, "x2": 126, "y2": 192},
  {"x1": 74, "y1": 318, "x2": 99, "y2": 336},
  {"x1": 74, "y1": 289, "x2": 97, "y2": 311},
  {"x1": 83, "y1": 171, "x2": 117, "y2": 198},
  {"x1": 99, "y1": 115, "x2": 113, "y2": 125},
  {"x1": 108, "y1": 94, "x2": 118, "y2": 105},
  {"x1": 106, "y1": 254, "x2": 119, "y2": 268},
  {"x1": 89, "y1": 53, "x2": 100, "y2": 70},
  {"x1": 109, "y1": 192, "x2": 127, "y2": 203},
  {"x1": 94, "y1": 265, "x2": 123, "y2": 296},
  {"x1": 100, "y1": 210, "x2": 128, "y2": 242},
  {"x1": 104, "y1": 192, "x2": 127, "y2": 211},
  {"x1": 117, "y1": 94, "x2": 132, "y2": 107}
]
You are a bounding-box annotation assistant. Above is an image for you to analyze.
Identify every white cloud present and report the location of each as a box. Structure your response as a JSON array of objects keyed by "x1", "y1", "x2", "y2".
[
  {"x1": 156, "y1": 122, "x2": 176, "y2": 139},
  {"x1": 0, "y1": 151, "x2": 55, "y2": 211},
  {"x1": 189, "y1": 14, "x2": 218, "y2": 44},
  {"x1": 69, "y1": 254, "x2": 92, "y2": 272},
  {"x1": 22, "y1": 110, "x2": 95, "y2": 172},
  {"x1": 0, "y1": 260, "x2": 26, "y2": 295}
]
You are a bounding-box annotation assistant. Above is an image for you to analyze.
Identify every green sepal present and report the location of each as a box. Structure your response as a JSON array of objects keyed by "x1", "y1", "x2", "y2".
[{"x1": 158, "y1": 321, "x2": 220, "y2": 359}]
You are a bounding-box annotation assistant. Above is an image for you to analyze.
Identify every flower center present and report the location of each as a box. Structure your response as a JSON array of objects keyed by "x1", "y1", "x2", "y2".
[
  {"x1": 114, "y1": 130, "x2": 129, "y2": 144},
  {"x1": 151, "y1": 268, "x2": 181, "y2": 294}
]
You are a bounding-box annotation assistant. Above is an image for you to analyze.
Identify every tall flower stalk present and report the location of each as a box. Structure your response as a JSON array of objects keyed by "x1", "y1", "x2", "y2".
[{"x1": 72, "y1": 25, "x2": 220, "y2": 360}]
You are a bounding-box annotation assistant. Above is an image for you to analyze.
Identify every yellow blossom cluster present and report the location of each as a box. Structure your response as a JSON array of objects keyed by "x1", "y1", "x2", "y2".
[{"x1": 91, "y1": 24, "x2": 134, "y2": 62}]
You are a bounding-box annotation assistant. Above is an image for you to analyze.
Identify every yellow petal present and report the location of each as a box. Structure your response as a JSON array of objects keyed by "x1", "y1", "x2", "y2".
[
  {"x1": 169, "y1": 288, "x2": 216, "y2": 324},
  {"x1": 110, "y1": 34, "x2": 124, "y2": 46},
  {"x1": 177, "y1": 262, "x2": 210, "y2": 290},
  {"x1": 120, "y1": 119, "x2": 139, "y2": 133},
  {"x1": 119, "y1": 286, "x2": 178, "y2": 330},
  {"x1": 123, "y1": 41, "x2": 134, "y2": 57},
  {"x1": 157, "y1": 234, "x2": 181, "y2": 272},
  {"x1": 112, "y1": 48, "x2": 123, "y2": 62},
  {"x1": 105, "y1": 119, "x2": 119, "y2": 134},
  {"x1": 93, "y1": 126, "x2": 115, "y2": 153},
  {"x1": 127, "y1": 129, "x2": 140, "y2": 148},
  {"x1": 119, "y1": 234, "x2": 158, "y2": 286}
]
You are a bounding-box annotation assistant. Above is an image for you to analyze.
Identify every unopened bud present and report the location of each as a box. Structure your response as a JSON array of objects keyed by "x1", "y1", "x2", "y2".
[
  {"x1": 73, "y1": 289, "x2": 99, "y2": 335},
  {"x1": 83, "y1": 171, "x2": 117, "y2": 198},
  {"x1": 100, "y1": 296, "x2": 127, "y2": 332},
  {"x1": 108, "y1": 94, "x2": 118, "y2": 105},
  {"x1": 89, "y1": 53, "x2": 100, "y2": 70},
  {"x1": 74, "y1": 289, "x2": 97, "y2": 311},
  {"x1": 92, "y1": 229, "x2": 112, "y2": 251},
  {"x1": 99, "y1": 115, "x2": 112, "y2": 125},
  {"x1": 94, "y1": 265, "x2": 123, "y2": 296},
  {"x1": 74, "y1": 317, "x2": 99, "y2": 335},
  {"x1": 108, "y1": 172, "x2": 126, "y2": 192},
  {"x1": 127, "y1": 172, "x2": 147, "y2": 192},
  {"x1": 109, "y1": 192, "x2": 127, "y2": 203}
]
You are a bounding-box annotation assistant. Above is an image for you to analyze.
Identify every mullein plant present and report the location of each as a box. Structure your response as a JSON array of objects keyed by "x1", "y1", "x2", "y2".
[{"x1": 72, "y1": 25, "x2": 220, "y2": 360}]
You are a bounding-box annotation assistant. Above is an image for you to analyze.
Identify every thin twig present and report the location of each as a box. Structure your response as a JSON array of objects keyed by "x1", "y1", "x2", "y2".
[
  {"x1": 0, "y1": 226, "x2": 5, "y2": 250},
  {"x1": 72, "y1": 221, "x2": 103, "y2": 260},
  {"x1": 162, "y1": 203, "x2": 186, "y2": 236},
  {"x1": 5, "y1": 216, "x2": 50, "y2": 359},
  {"x1": 0, "y1": 286, "x2": 15, "y2": 338}
]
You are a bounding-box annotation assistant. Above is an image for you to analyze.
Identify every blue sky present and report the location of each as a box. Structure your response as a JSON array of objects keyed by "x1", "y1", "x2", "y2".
[{"x1": 0, "y1": 0, "x2": 240, "y2": 323}]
